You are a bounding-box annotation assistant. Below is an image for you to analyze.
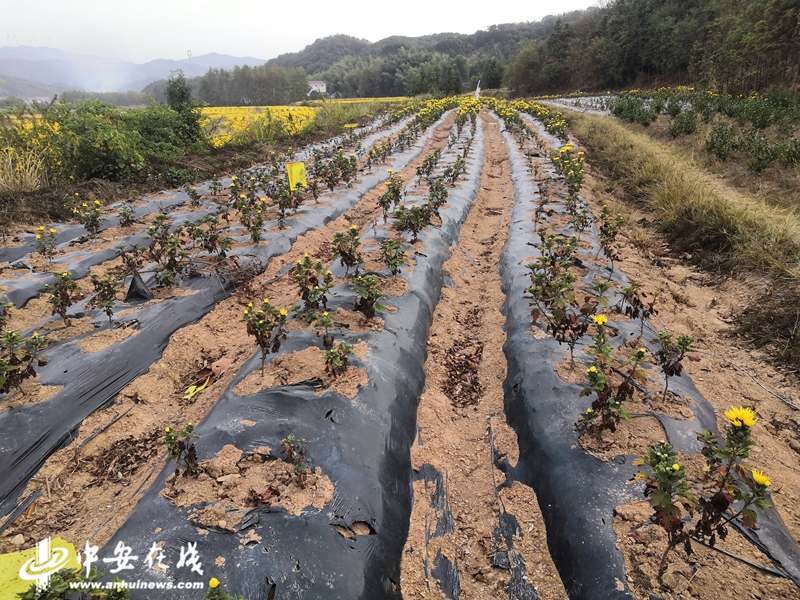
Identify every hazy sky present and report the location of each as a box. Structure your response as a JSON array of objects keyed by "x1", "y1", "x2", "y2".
[{"x1": 2, "y1": 0, "x2": 600, "y2": 63}]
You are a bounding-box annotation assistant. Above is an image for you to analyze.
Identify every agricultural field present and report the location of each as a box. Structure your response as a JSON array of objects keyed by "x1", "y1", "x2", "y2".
[
  {"x1": 0, "y1": 91, "x2": 799, "y2": 600},
  {"x1": 199, "y1": 99, "x2": 407, "y2": 147},
  {"x1": 200, "y1": 106, "x2": 320, "y2": 146}
]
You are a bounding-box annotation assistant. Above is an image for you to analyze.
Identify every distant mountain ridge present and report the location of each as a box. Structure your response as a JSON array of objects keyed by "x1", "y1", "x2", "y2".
[
  {"x1": 0, "y1": 46, "x2": 268, "y2": 96},
  {"x1": 265, "y1": 18, "x2": 581, "y2": 78},
  {"x1": 0, "y1": 73, "x2": 63, "y2": 100}
]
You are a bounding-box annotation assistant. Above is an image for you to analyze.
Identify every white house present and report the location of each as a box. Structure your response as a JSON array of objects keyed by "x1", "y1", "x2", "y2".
[{"x1": 308, "y1": 80, "x2": 327, "y2": 96}]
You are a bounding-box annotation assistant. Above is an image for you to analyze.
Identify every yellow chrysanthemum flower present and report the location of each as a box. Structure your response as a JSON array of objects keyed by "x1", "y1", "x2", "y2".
[
  {"x1": 593, "y1": 314, "x2": 608, "y2": 326},
  {"x1": 672, "y1": 463, "x2": 680, "y2": 471},
  {"x1": 587, "y1": 365, "x2": 597, "y2": 373},
  {"x1": 209, "y1": 577, "x2": 220, "y2": 589},
  {"x1": 263, "y1": 298, "x2": 269, "y2": 304},
  {"x1": 752, "y1": 469, "x2": 771, "y2": 487},
  {"x1": 724, "y1": 406, "x2": 758, "y2": 428},
  {"x1": 279, "y1": 308, "x2": 288, "y2": 316}
]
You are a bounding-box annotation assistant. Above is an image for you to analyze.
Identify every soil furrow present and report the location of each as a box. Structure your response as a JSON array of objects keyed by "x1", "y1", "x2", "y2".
[
  {"x1": 0, "y1": 112, "x2": 458, "y2": 554},
  {"x1": 401, "y1": 113, "x2": 567, "y2": 599}
]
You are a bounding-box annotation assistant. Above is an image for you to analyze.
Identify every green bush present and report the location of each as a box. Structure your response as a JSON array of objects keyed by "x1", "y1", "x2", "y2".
[
  {"x1": 611, "y1": 96, "x2": 657, "y2": 127},
  {"x1": 668, "y1": 111, "x2": 698, "y2": 137},
  {"x1": 706, "y1": 120, "x2": 738, "y2": 161},
  {"x1": 128, "y1": 104, "x2": 188, "y2": 161},
  {"x1": 0, "y1": 94, "x2": 206, "y2": 186},
  {"x1": 57, "y1": 100, "x2": 145, "y2": 180}
]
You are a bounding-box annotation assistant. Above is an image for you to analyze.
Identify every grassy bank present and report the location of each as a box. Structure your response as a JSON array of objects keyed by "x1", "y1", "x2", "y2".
[
  {"x1": 567, "y1": 110, "x2": 800, "y2": 365},
  {"x1": 568, "y1": 111, "x2": 800, "y2": 278}
]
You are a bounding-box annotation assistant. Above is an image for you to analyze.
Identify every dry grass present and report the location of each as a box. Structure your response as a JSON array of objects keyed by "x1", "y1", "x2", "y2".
[
  {"x1": 0, "y1": 147, "x2": 49, "y2": 193},
  {"x1": 569, "y1": 111, "x2": 800, "y2": 279},
  {"x1": 569, "y1": 110, "x2": 800, "y2": 366}
]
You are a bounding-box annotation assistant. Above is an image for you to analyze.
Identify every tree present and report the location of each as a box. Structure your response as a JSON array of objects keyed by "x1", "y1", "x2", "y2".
[
  {"x1": 164, "y1": 69, "x2": 203, "y2": 145},
  {"x1": 482, "y1": 58, "x2": 506, "y2": 88}
]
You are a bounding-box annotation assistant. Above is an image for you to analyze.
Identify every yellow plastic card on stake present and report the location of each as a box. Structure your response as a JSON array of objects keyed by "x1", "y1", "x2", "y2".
[
  {"x1": 286, "y1": 162, "x2": 307, "y2": 191},
  {"x1": 0, "y1": 537, "x2": 80, "y2": 599}
]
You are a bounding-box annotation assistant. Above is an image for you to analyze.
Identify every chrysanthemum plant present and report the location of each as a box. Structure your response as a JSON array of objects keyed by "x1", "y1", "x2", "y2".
[
  {"x1": 353, "y1": 275, "x2": 385, "y2": 319},
  {"x1": 597, "y1": 204, "x2": 625, "y2": 273},
  {"x1": 35, "y1": 226, "x2": 58, "y2": 261},
  {"x1": 42, "y1": 271, "x2": 81, "y2": 326},
  {"x1": 578, "y1": 317, "x2": 646, "y2": 432},
  {"x1": 614, "y1": 281, "x2": 663, "y2": 338},
  {"x1": 315, "y1": 310, "x2": 335, "y2": 350},
  {"x1": 634, "y1": 407, "x2": 772, "y2": 580},
  {"x1": 0, "y1": 330, "x2": 48, "y2": 395},
  {"x1": 68, "y1": 194, "x2": 105, "y2": 239},
  {"x1": 426, "y1": 177, "x2": 449, "y2": 217},
  {"x1": 331, "y1": 225, "x2": 364, "y2": 277},
  {"x1": 323, "y1": 341, "x2": 354, "y2": 378},
  {"x1": 241, "y1": 299, "x2": 289, "y2": 375},
  {"x1": 653, "y1": 331, "x2": 698, "y2": 400},
  {"x1": 164, "y1": 422, "x2": 202, "y2": 478},
  {"x1": 293, "y1": 254, "x2": 334, "y2": 322},
  {"x1": 378, "y1": 171, "x2": 404, "y2": 222},
  {"x1": 88, "y1": 269, "x2": 122, "y2": 329},
  {"x1": 379, "y1": 239, "x2": 408, "y2": 278}
]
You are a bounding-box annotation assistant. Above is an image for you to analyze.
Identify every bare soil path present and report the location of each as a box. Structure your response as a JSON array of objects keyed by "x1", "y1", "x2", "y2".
[{"x1": 401, "y1": 114, "x2": 568, "y2": 599}]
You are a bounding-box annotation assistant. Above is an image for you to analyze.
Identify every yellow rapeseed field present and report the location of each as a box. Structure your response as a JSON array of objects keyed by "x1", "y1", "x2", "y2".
[{"x1": 200, "y1": 106, "x2": 319, "y2": 147}]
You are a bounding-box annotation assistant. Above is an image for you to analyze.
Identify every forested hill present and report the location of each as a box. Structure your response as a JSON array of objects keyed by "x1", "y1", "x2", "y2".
[
  {"x1": 264, "y1": 16, "x2": 579, "y2": 77},
  {"x1": 262, "y1": 0, "x2": 798, "y2": 98},
  {"x1": 143, "y1": 0, "x2": 798, "y2": 104},
  {"x1": 263, "y1": 16, "x2": 581, "y2": 96}
]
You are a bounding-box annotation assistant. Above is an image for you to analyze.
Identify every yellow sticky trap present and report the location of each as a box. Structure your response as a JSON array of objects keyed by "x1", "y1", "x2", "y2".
[
  {"x1": 0, "y1": 537, "x2": 80, "y2": 599},
  {"x1": 183, "y1": 376, "x2": 211, "y2": 400},
  {"x1": 286, "y1": 162, "x2": 307, "y2": 191}
]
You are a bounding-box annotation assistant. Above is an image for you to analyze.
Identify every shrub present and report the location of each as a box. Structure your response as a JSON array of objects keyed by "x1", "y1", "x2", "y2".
[{"x1": 668, "y1": 111, "x2": 698, "y2": 137}]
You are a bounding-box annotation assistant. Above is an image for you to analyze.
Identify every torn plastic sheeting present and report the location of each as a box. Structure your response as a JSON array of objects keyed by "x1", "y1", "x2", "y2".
[
  {"x1": 0, "y1": 110, "x2": 454, "y2": 520},
  {"x1": 495, "y1": 118, "x2": 800, "y2": 597},
  {"x1": 99, "y1": 118, "x2": 485, "y2": 599}
]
